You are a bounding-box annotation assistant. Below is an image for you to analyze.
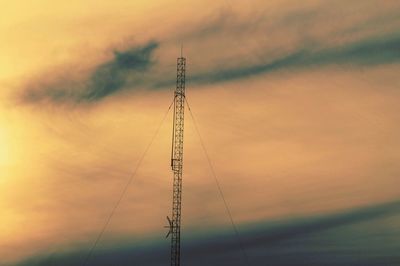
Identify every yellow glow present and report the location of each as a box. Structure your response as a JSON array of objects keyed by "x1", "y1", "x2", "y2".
[{"x1": 1, "y1": 0, "x2": 400, "y2": 264}]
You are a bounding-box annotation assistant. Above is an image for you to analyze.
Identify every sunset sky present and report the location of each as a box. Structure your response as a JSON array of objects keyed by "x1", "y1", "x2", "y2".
[{"x1": 1, "y1": 1, "x2": 400, "y2": 265}]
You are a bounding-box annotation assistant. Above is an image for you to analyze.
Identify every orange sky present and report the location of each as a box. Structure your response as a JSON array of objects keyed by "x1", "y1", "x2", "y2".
[{"x1": 1, "y1": 0, "x2": 400, "y2": 265}]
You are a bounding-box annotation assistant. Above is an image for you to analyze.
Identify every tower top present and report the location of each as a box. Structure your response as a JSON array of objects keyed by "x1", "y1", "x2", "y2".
[{"x1": 180, "y1": 44, "x2": 183, "y2": 58}]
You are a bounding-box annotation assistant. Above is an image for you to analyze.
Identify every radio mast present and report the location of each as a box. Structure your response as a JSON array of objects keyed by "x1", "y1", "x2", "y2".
[{"x1": 166, "y1": 54, "x2": 186, "y2": 266}]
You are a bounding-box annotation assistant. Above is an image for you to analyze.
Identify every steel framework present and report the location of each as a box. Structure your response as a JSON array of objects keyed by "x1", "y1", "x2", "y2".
[{"x1": 166, "y1": 56, "x2": 186, "y2": 266}]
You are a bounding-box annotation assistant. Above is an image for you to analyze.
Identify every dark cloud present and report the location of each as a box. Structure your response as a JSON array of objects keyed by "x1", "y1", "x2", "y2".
[
  {"x1": 20, "y1": 41, "x2": 158, "y2": 104},
  {"x1": 12, "y1": 200, "x2": 400, "y2": 266},
  {"x1": 241, "y1": 198, "x2": 400, "y2": 248},
  {"x1": 184, "y1": 33, "x2": 400, "y2": 85},
  {"x1": 18, "y1": 2, "x2": 400, "y2": 104},
  {"x1": 152, "y1": 32, "x2": 400, "y2": 89},
  {"x1": 83, "y1": 42, "x2": 158, "y2": 101}
]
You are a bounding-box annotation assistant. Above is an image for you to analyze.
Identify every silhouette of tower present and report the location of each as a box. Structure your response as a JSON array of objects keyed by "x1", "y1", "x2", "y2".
[{"x1": 166, "y1": 54, "x2": 186, "y2": 266}]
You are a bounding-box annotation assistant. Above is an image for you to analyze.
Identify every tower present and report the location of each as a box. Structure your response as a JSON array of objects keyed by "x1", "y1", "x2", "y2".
[{"x1": 166, "y1": 55, "x2": 186, "y2": 266}]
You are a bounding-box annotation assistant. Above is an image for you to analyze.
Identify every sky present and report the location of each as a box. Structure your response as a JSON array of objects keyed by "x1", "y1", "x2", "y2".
[{"x1": 1, "y1": 0, "x2": 400, "y2": 265}]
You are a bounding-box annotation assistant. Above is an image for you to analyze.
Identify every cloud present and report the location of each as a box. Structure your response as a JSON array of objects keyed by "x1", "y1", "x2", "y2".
[
  {"x1": 20, "y1": 41, "x2": 158, "y2": 104},
  {"x1": 241, "y1": 198, "x2": 400, "y2": 247},
  {"x1": 12, "y1": 199, "x2": 400, "y2": 266},
  {"x1": 185, "y1": 33, "x2": 400, "y2": 85},
  {"x1": 17, "y1": 1, "x2": 400, "y2": 105},
  {"x1": 83, "y1": 41, "x2": 158, "y2": 101}
]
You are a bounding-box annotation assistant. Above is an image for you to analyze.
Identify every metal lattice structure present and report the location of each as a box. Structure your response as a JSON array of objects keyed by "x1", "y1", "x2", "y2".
[{"x1": 166, "y1": 56, "x2": 186, "y2": 266}]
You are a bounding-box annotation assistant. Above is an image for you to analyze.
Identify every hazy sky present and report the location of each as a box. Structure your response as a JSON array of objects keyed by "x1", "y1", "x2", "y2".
[{"x1": 1, "y1": 1, "x2": 400, "y2": 265}]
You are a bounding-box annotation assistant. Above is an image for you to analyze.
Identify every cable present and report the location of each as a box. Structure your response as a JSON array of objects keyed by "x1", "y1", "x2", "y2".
[
  {"x1": 185, "y1": 98, "x2": 251, "y2": 266},
  {"x1": 81, "y1": 98, "x2": 174, "y2": 266}
]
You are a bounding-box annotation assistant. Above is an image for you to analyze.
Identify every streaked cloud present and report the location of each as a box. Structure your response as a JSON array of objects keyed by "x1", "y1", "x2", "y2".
[
  {"x1": 16, "y1": 1, "x2": 400, "y2": 104},
  {"x1": 20, "y1": 42, "x2": 158, "y2": 104},
  {"x1": 12, "y1": 199, "x2": 400, "y2": 266},
  {"x1": 186, "y1": 33, "x2": 400, "y2": 85}
]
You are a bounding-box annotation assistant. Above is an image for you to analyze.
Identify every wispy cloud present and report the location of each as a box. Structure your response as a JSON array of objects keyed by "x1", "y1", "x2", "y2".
[
  {"x1": 12, "y1": 199, "x2": 400, "y2": 266},
  {"x1": 19, "y1": 41, "x2": 158, "y2": 104},
  {"x1": 17, "y1": 2, "x2": 400, "y2": 105},
  {"x1": 83, "y1": 42, "x2": 158, "y2": 101},
  {"x1": 186, "y1": 33, "x2": 400, "y2": 85}
]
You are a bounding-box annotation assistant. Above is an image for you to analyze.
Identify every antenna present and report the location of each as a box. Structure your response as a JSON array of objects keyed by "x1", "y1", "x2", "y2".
[
  {"x1": 166, "y1": 53, "x2": 186, "y2": 266},
  {"x1": 180, "y1": 43, "x2": 183, "y2": 57}
]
